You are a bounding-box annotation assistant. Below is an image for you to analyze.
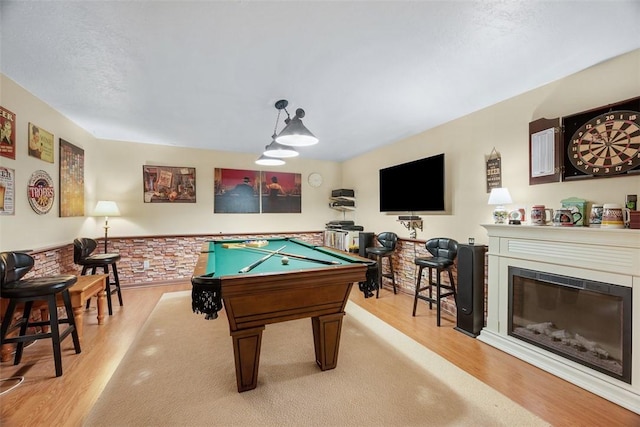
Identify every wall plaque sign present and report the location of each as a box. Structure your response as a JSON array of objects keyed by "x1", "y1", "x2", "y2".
[
  {"x1": 28, "y1": 170, "x2": 54, "y2": 214},
  {"x1": 486, "y1": 148, "x2": 502, "y2": 193},
  {"x1": 0, "y1": 166, "x2": 15, "y2": 215}
]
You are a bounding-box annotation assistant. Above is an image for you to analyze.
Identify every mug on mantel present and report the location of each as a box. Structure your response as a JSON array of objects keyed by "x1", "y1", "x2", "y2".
[
  {"x1": 589, "y1": 204, "x2": 604, "y2": 227},
  {"x1": 531, "y1": 205, "x2": 553, "y2": 225},
  {"x1": 601, "y1": 203, "x2": 630, "y2": 229},
  {"x1": 553, "y1": 209, "x2": 582, "y2": 226}
]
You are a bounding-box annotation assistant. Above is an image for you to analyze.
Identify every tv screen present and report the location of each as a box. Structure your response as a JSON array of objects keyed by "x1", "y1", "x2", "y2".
[{"x1": 379, "y1": 153, "x2": 445, "y2": 212}]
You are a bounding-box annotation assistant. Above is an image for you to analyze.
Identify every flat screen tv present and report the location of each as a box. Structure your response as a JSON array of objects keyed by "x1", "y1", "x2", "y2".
[{"x1": 379, "y1": 153, "x2": 445, "y2": 212}]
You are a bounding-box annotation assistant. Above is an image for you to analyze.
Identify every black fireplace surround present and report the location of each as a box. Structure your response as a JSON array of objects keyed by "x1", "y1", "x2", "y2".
[{"x1": 508, "y1": 266, "x2": 632, "y2": 384}]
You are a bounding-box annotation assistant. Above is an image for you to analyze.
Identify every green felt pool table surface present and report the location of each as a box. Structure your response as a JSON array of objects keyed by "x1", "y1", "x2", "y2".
[{"x1": 199, "y1": 237, "x2": 368, "y2": 277}]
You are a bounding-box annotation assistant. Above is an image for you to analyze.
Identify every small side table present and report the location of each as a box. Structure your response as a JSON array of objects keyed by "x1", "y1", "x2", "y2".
[{"x1": 56, "y1": 274, "x2": 108, "y2": 341}]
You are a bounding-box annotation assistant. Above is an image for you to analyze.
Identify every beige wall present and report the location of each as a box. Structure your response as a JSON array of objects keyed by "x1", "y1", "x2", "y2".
[
  {"x1": 1, "y1": 49, "x2": 639, "y2": 251},
  {"x1": 0, "y1": 77, "x2": 343, "y2": 252},
  {"x1": 344, "y1": 49, "x2": 640, "y2": 245}
]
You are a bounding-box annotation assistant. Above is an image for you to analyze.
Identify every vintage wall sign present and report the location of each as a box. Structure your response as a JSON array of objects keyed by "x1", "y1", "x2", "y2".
[
  {"x1": 28, "y1": 170, "x2": 55, "y2": 214},
  {"x1": 486, "y1": 148, "x2": 502, "y2": 193},
  {"x1": 0, "y1": 166, "x2": 15, "y2": 215}
]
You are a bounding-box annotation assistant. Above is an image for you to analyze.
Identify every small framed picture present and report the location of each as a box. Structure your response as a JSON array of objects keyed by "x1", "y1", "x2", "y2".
[
  {"x1": 28, "y1": 122, "x2": 55, "y2": 163},
  {"x1": 143, "y1": 165, "x2": 196, "y2": 203}
]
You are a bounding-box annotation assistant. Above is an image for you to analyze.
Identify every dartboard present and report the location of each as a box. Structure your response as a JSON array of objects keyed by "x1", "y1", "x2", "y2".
[{"x1": 568, "y1": 110, "x2": 640, "y2": 176}]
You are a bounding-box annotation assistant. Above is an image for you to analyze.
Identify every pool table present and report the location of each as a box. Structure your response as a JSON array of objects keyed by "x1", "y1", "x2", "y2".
[{"x1": 191, "y1": 237, "x2": 375, "y2": 392}]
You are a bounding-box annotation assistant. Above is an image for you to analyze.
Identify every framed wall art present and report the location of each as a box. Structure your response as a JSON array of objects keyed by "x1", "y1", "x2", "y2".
[
  {"x1": 143, "y1": 165, "x2": 196, "y2": 203},
  {"x1": 0, "y1": 106, "x2": 16, "y2": 160},
  {"x1": 59, "y1": 138, "x2": 85, "y2": 217},
  {"x1": 0, "y1": 166, "x2": 15, "y2": 215},
  {"x1": 214, "y1": 168, "x2": 260, "y2": 213},
  {"x1": 260, "y1": 171, "x2": 301, "y2": 213},
  {"x1": 28, "y1": 122, "x2": 54, "y2": 163}
]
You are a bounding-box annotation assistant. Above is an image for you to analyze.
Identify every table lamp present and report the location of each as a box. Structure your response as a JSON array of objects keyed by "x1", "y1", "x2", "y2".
[
  {"x1": 488, "y1": 188, "x2": 512, "y2": 224},
  {"x1": 94, "y1": 200, "x2": 120, "y2": 253}
]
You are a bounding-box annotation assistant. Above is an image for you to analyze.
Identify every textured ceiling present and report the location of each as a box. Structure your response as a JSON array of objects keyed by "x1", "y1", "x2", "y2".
[{"x1": 1, "y1": 1, "x2": 639, "y2": 162}]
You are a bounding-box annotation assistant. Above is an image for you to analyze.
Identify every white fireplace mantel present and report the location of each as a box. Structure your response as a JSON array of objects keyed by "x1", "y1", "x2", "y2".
[{"x1": 479, "y1": 224, "x2": 640, "y2": 414}]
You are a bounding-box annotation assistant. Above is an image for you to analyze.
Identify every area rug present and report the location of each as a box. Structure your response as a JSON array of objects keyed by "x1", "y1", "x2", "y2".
[{"x1": 85, "y1": 291, "x2": 548, "y2": 426}]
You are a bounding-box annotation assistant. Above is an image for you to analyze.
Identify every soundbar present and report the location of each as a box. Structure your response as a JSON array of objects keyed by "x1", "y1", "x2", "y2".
[{"x1": 398, "y1": 215, "x2": 421, "y2": 220}]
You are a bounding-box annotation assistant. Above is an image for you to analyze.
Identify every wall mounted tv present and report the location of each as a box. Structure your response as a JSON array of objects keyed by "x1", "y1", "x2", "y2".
[{"x1": 379, "y1": 153, "x2": 445, "y2": 212}]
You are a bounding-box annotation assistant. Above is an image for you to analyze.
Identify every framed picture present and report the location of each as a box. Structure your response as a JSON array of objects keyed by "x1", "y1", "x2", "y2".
[
  {"x1": 214, "y1": 168, "x2": 259, "y2": 213},
  {"x1": 0, "y1": 106, "x2": 16, "y2": 160},
  {"x1": 143, "y1": 165, "x2": 196, "y2": 203},
  {"x1": 260, "y1": 171, "x2": 301, "y2": 213},
  {"x1": 28, "y1": 122, "x2": 54, "y2": 163},
  {"x1": 59, "y1": 139, "x2": 85, "y2": 217},
  {"x1": 0, "y1": 166, "x2": 15, "y2": 215}
]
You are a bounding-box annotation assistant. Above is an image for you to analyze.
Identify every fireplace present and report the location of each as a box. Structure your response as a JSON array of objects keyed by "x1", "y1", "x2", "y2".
[
  {"x1": 508, "y1": 266, "x2": 631, "y2": 383},
  {"x1": 480, "y1": 224, "x2": 639, "y2": 414}
]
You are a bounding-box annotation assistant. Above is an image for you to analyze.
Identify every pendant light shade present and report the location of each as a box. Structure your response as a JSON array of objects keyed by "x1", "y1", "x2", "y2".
[
  {"x1": 263, "y1": 140, "x2": 299, "y2": 158},
  {"x1": 275, "y1": 108, "x2": 318, "y2": 147},
  {"x1": 255, "y1": 154, "x2": 285, "y2": 166},
  {"x1": 273, "y1": 100, "x2": 318, "y2": 147}
]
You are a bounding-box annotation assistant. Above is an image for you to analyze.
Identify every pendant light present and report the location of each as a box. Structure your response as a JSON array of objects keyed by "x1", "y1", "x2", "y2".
[{"x1": 274, "y1": 99, "x2": 318, "y2": 147}]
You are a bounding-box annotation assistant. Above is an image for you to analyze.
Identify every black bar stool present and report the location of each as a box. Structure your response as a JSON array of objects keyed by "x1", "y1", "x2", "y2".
[
  {"x1": 412, "y1": 237, "x2": 458, "y2": 326},
  {"x1": 365, "y1": 232, "x2": 398, "y2": 298},
  {"x1": 0, "y1": 252, "x2": 81, "y2": 377},
  {"x1": 73, "y1": 238, "x2": 122, "y2": 315}
]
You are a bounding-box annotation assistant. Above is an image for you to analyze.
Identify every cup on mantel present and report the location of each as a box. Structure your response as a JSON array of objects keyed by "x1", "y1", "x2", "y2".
[
  {"x1": 589, "y1": 204, "x2": 603, "y2": 227},
  {"x1": 601, "y1": 203, "x2": 630, "y2": 229},
  {"x1": 531, "y1": 205, "x2": 553, "y2": 226}
]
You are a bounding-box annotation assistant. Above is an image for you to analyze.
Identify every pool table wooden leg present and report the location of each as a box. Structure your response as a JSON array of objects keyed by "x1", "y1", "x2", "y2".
[
  {"x1": 312, "y1": 312, "x2": 345, "y2": 371},
  {"x1": 230, "y1": 325, "x2": 265, "y2": 392}
]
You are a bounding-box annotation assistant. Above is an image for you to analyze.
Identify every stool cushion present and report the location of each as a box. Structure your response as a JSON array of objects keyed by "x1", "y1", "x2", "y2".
[
  {"x1": 414, "y1": 256, "x2": 454, "y2": 269},
  {"x1": 366, "y1": 247, "x2": 393, "y2": 257},
  {"x1": 425, "y1": 238, "x2": 457, "y2": 259},
  {"x1": 1, "y1": 275, "x2": 77, "y2": 298},
  {"x1": 0, "y1": 252, "x2": 35, "y2": 285},
  {"x1": 80, "y1": 253, "x2": 121, "y2": 265}
]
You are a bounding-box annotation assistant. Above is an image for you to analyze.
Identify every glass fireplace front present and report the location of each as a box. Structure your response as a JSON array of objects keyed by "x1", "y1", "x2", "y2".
[{"x1": 508, "y1": 267, "x2": 632, "y2": 384}]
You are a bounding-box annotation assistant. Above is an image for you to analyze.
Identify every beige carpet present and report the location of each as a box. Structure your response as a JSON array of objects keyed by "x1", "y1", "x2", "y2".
[{"x1": 85, "y1": 291, "x2": 548, "y2": 427}]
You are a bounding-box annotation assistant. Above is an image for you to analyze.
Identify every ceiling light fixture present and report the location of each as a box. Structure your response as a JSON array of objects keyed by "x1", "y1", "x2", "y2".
[
  {"x1": 263, "y1": 140, "x2": 299, "y2": 158},
  {"x1": 255, "y1": 154, "x2": 286, "y2": 166},
  {"x1": 274, "y1": 99, "x2": 318, "y2": 147}
]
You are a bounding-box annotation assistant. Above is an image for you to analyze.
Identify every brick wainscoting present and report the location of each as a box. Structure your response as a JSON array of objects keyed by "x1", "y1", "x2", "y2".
[
  {"x1": 23, "y1": 233, "x2": 487, "y2": 319},
  {"x1": 26, "y1": 232, "x2": 324, "y2": 287}
]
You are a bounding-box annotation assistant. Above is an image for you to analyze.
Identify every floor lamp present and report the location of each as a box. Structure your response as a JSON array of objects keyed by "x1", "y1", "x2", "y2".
[{"x1": 94, "y1": 200, "x2": 120, "y2": 253}]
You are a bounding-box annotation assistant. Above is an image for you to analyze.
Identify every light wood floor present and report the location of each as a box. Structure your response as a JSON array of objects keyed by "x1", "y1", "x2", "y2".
[{"x1": 1, "y1": 283, "x2": 638, "y2": 427}]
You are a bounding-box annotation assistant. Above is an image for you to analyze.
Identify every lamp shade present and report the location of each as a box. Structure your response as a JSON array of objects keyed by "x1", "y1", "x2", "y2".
[
  {"x1": 94, "y1": 200, "x2": 120, "y2": 217},
  {"x1": 263, "y1": 140, "x2": 299, "y2": 158},
  {"x1": 255, "y1": 154, "x2": 285, "y2": 166},
  {"x1": 275, "y1": 110, "x2": 318, "y2": 147},
  {"x1": 487, "y1": 188, "x2": 512, "y2": 205}
]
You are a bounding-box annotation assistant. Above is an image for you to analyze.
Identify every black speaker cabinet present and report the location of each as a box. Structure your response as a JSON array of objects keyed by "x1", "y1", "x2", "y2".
[
  {"x1": 359, "y1": 232, "x2": 375, "y2": 258},
  {"x1": 454, "y1": 244, "x2": 487, "y2": 337}
]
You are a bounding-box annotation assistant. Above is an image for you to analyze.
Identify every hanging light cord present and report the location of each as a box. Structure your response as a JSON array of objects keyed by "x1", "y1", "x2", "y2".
[{"x1": 272, "y1": 108, "x2": 282, "y2": 139}]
